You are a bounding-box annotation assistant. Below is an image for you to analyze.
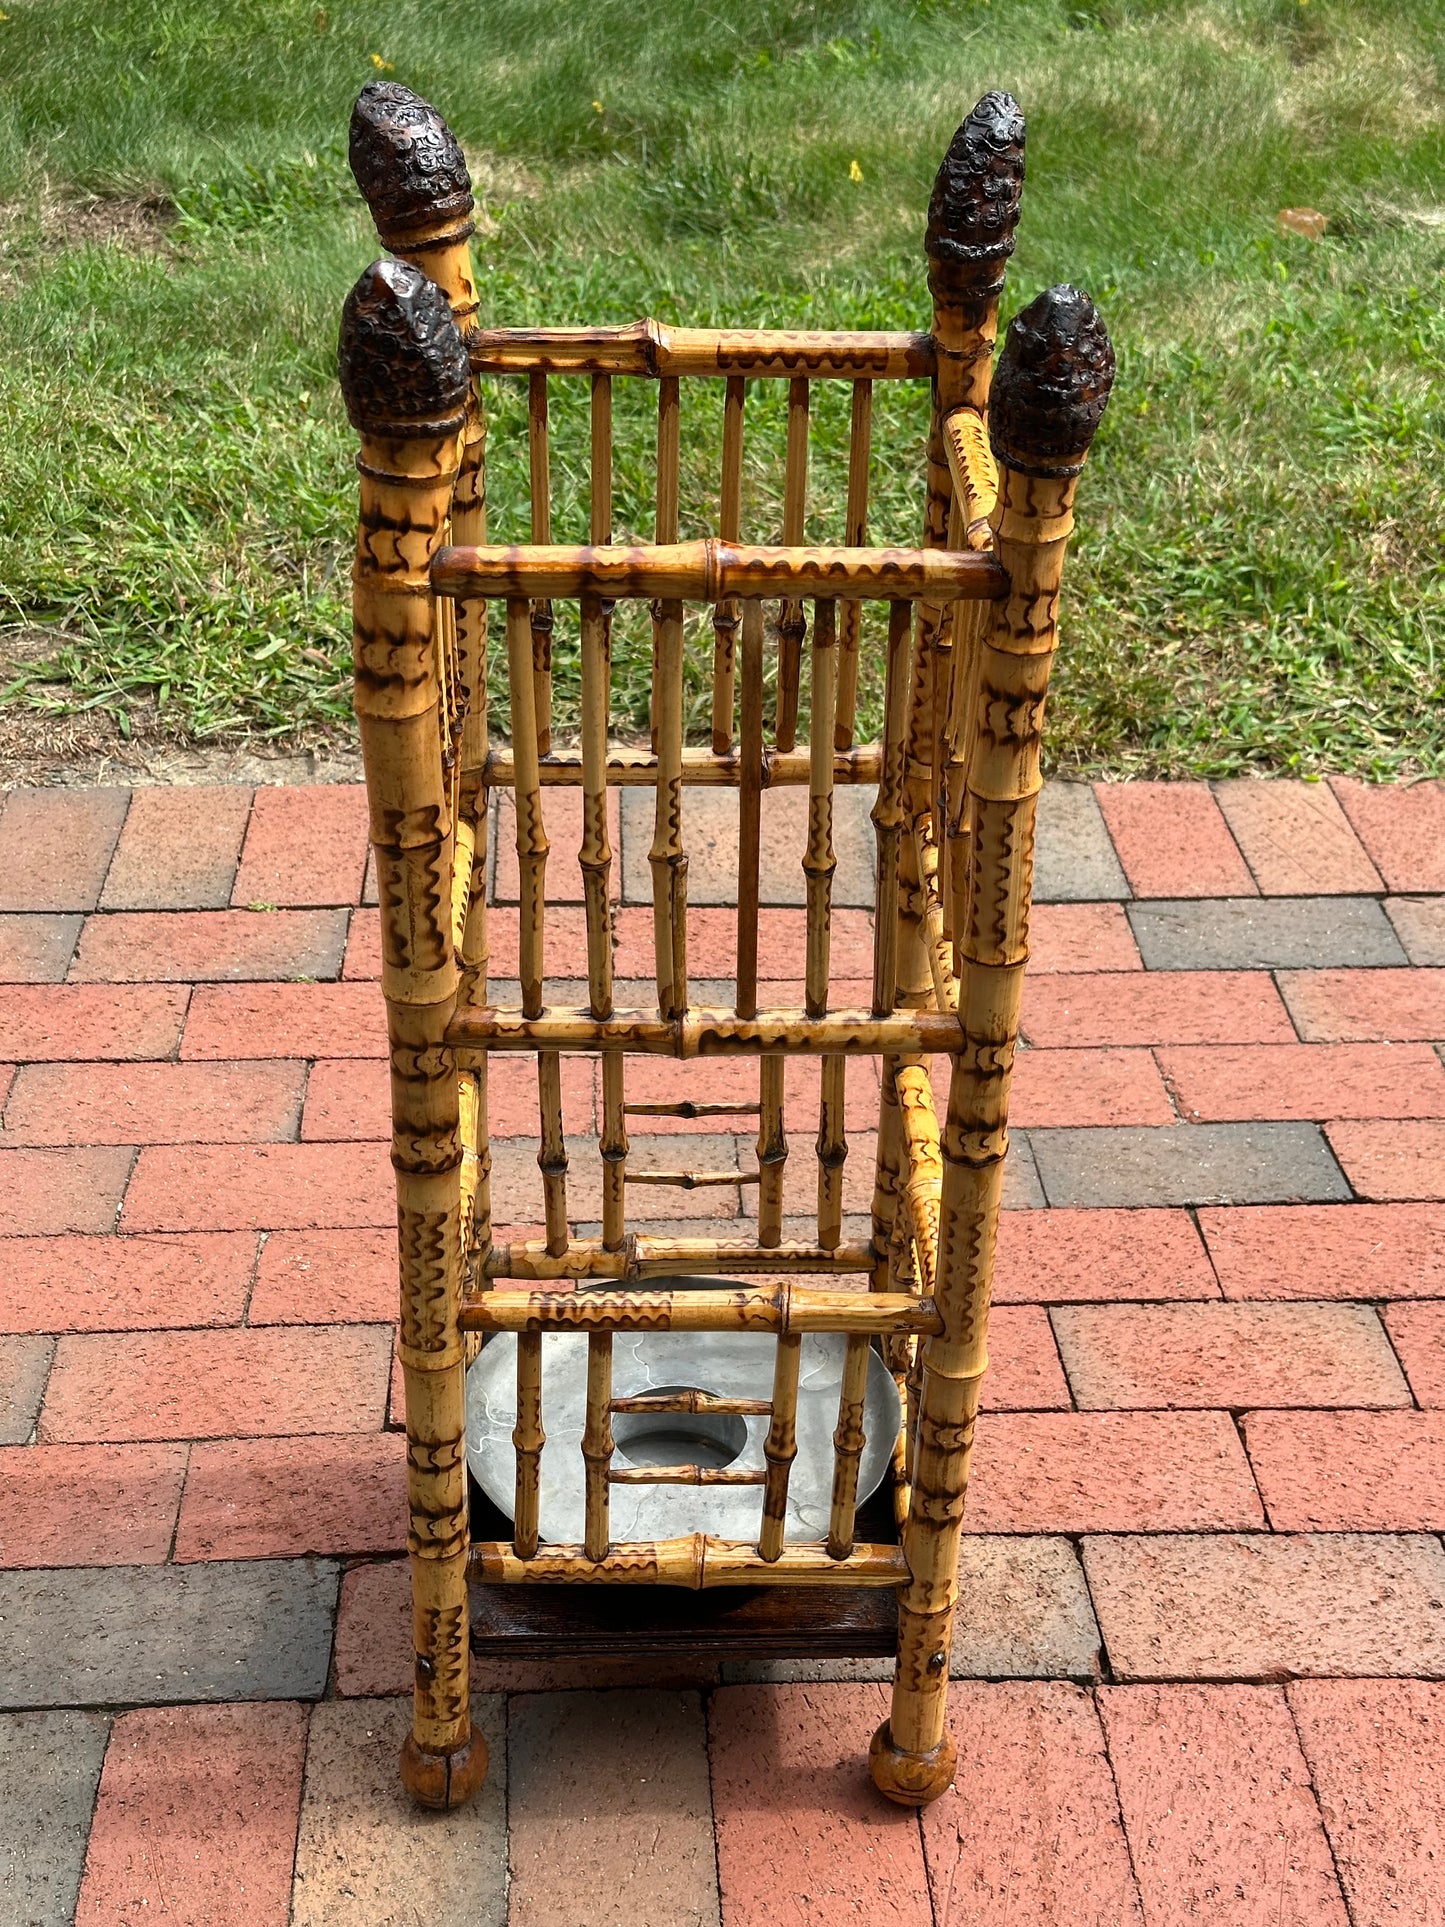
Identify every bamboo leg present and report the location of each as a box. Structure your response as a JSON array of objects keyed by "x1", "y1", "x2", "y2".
[
  {"x1": 834, "y1": 380, "x2": 872, "y2": 751},
  {"x1": 872, "y1": 282, "x2": 1114, "y2": 1808},
  {"x1": 775, "y1": 376, "x2": 810, "y2": 752},
  {"x1": 712, "y1": 375, "x2": 745, "y2": 755},
  {"x1": 340, "y1": 248, "x2": 486, "y2": 1811}
]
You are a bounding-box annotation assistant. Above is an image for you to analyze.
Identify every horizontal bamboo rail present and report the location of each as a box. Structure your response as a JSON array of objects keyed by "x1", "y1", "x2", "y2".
[
  {"x1": 448, "y1": 1006, "x2": 965, "y2": 1058},
  {"x1": 478, "y1": 744, "x2": 881, "y2": 788},
  {"x1": 610, "y1": 1390, "x2": 772, "y2": 1415},
  {"x1": 459, "y1": 1283, "x2": 942, "y2": 1335},
  {"x1": 479, "y1": 1235, "x2": 874, "y2": 1280},
  {"x1": 432, "y1": 540, "x2": 1007, "y2": 604},
  {"x1": 467, "y1": 319, "x2": 935, "y2": 380},
  {"x1": 470, "y1": 1535, "x2": 908, "y2": 1587},
  {"x1": 609, "y1": 1465, "x2": 766, "y2": 1486}
]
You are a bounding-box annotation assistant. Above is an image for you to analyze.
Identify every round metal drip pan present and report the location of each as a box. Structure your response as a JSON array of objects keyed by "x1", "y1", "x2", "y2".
[{"x1": 465, "y1": 1279, "x2": 901, "y2": 1546}]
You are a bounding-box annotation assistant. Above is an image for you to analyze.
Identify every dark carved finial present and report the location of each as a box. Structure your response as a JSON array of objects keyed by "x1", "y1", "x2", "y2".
[
  {"x1": 338, "y1": 258, "x2": 470, "y2": 438},
  {"x1": 988, "y1": 285, "x2": 1115, "y2": 478},
  {"x1": 349, "y1": 82, "x2": 473, "y2": 238},
  {"x1": 925, "y1": 91, "x2": 1025, "y2": 306}
]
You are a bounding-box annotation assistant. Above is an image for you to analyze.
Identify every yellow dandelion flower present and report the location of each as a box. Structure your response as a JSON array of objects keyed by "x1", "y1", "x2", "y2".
[
  {"x1": 849, "y1": 159, "x2": 863, "y2": 183},
  {"x1": 369, "y1": 52, "x2": 393, "y2": 70},
  {"x1": 593, "y1": 99, "x2": 605, "y2": 113}
]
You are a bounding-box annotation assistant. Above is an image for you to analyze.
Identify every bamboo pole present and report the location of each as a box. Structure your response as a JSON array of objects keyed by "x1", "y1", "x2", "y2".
[
  {"x1": 736, "y1": 599, "x2": 765, "y2": 1020},
  {"x1": 478, "y1": 1235, "x2": 873, "y2": 1281},
  {"x1": 757, "y1": 1056, "x2": 787, "y2": 1246},
  {"x1": 651, "y1": 376, "x2": 681, "y2": 753},
  {"x1": 913, "y1": 812, "x2": 959, "y2": 1015},
  {"x1": 477, "y1": 743, "x2": 881, "y2": 788},
  {"x1": 471, "y1": 1535, "x2": 907, "y2": 1588},
  {"x1": 827, "y1": 1332, "x2": 872, "y2": 1558},
  {"x1": 579, "y1": 592, "x2": 626, "y2": 1251},
  {"x1": 582, "y1": 1332, "x2": 613, "y2": 1561},
  {"x1": 775, "y1": 378, "x2": 811, "y2": 751},
  {"x1": 712, "y1": 375, "x2": 746, "y2": 754},
  {"x1": 527, "y1": 372, "x2": 554, "y2": 756},
  {"x1": 463, "y1": 1283, "x2": 940, "y2": 1336},
  {"x1": 611, "y1": 1465, "x2": 766, "y2": 1487},
  {"x1": 433, "y1": 540, "x2": 1005, "y2": 604},
  {"x1": 467, "y1": 319, "x2": 936, "y2": 378},
  {"x1": 834, "y1": 379, "x2": 873, "y2": 750},
  {"x1": 339, "y1": 250, "x2": 484, "y2": 1812},
  {"x1": 649, "y1": 598, "x2": 688, "y2": 1018},
  {"x1": 758, "y1": 1332, "x2": 802, "y2": 1559},
  {"x1": 513, "y1": 1328, "x2": 544, "y2": 1558},
  {"x1": 895, "y1": 1062, "x2": 943, "y2": 1298},
  {"x1": 869, "y1": 599, "x2": 916, "y2": 1292},
  {"x1": 807, "y1": 600, "x2": 846, "y2": 1249},
  {"x1": 611, "y1": 1390, "x2": 772, "y2": 1416},
  {"x1": 871, "y1": 285, "x2": 1115, "y2": 1809},
  {"x1": 448, "y1": 1005, "x2": 967, "y2": 1059}
]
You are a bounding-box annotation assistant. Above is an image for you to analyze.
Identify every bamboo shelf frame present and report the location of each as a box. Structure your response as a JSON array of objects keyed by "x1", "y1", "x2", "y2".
[{"x1": 341, "y1": 78, "x2": 1114, "y2": 1814}]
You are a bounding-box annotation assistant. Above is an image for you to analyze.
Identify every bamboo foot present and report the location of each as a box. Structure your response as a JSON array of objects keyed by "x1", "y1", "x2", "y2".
[
  {"x1": 867, "y1": 1719, "x2": 955, "y2": 1807},
  {"x1": 400, "y1": 1725, "x2": 490, "y2": 1810}
]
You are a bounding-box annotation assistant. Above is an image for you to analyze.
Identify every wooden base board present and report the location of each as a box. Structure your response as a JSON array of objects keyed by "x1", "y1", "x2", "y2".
[{"x1": 465, "y1": 1477, "x2": 901, "y2": 1661}]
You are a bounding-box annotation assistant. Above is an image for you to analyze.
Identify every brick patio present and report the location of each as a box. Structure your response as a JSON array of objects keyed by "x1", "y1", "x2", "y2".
[{"x1": 3, "y1": 773, "x2": 1445, "y2": 1923}]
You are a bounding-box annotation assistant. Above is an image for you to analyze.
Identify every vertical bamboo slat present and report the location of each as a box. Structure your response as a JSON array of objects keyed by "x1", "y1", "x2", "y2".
[
  {"x1": 527, "y1": 372, "x2": 554, "y2": 756},
  {"x1": 807, "y1": 601, "x2": 845, "y2": 1249},
  {"x1": 869, "y1": 599, "x2": 915, "y2": 1288},
  {"x1": 775, "y1": 377, "x2": 810, "y2": 752},
  {"x1": 651, "y1": 376, "x2": 682, "y2": 755},
  {"x1": 649, "y1": 593, "x2": 688, "y2": 1019},
  {"x1": 713, "y1": 375, "x2": 746, "y2": 754},
  {"x1": 339, "y1": 252, "x2": 486, "y2": 1811},
  {"x1": 513, "y1": 1328, "x2": 544, "y2": 1558},
  {"x1": 834, "y1": 381, "x2": 872, "y2": 751},
  {"x1": 826, "y1": 1332, "x2": 872, "y2": 1557},
  {"x1": 583, "y1": 1332, "x2": 614, "y2": 1562},
  {"x1": 758, "y1": 1331, "x2": 802, "y2": 1560},
  {"x1": 580, "y1": 590, "x2": 627, "y2": 1251},
  {"x1": 736, "y1": 599, "x2": 765, "y2": 1019},
  {"x1": 871, "y1": 286, "x2": 1114, "y2": 1809}
]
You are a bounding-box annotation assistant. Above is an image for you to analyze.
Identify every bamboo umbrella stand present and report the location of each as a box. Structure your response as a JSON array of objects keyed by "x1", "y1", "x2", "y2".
[{"x1": 340, "y1": 81, "x2": 1113, "y2": 1809}]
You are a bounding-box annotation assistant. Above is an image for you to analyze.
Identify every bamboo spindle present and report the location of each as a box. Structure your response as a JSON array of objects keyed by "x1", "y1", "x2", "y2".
[
  {"x1": 807, "y1": 602, "x2": 846, "y2": 1249},
  {"x1": 339, "y1": 255, "x2": 486, "y2": 1812},
  {"x1": 736, "y1": 597, "x2": 765, "y2": 1021},
  {"x1": 895, "y1": 1062, "x2": 943, "y2": 1298},
  {"x1": 580, "y1": 592, "x2": 627, "y2": 1251},
  {"x1": 834, "y1": 379, "x2": 872, "y2": 751},
  {"x1": 758, "y1": 1331, "x2": 802, "y2": 1560},
  {"x1": 775, "y1": 377, "x2": 810, "y2": 752},
  {"x1": 513, "y1": 1328, "x2": 544, "y2": 1558},
  {"x1": 650, "y1": 375, "x2": 682, "y2": 754},
  {"x1": 868, "y1": 599, "x2": 916, "y2": 1291},
  {"x1": 527, "y1": 371, "x2": 554, "y2": 755},
  {"x1": 712, "y1": 375, "x2": 746, "y2": 754},
  {"x1": 871, "y1": 286, "x2": 1115, "y2": 1810},
  {"x1": 940, "y1": 407, "x2": 1001, "y2": 957},
  {"x1": 591, "y1": 374, "x2": 613, "y2": 542},
  {"x1": 649, "y1": 596, "x2": 688, "y2": 1019},
  {"x1": 827, "y1": 1331, "x2": 872, "y2": 1557},
  {"x1": 914, "y1": 812, "x2": 959, "y2": 1015},
  {"x1": 582, "y1": 1332, "x2": 614, "y2": 1561}
]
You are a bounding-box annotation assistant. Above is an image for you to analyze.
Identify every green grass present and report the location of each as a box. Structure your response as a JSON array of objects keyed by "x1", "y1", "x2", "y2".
[{"x1": 0, "y1": 0, "x2": 1442, "y2": 772}]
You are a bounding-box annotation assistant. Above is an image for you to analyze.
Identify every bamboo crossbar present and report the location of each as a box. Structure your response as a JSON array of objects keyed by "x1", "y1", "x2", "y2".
[
  {"x1": 470, "y1": 1536, "x2": 909, "y2": 1588},
  {"x1": 459, "y1": 1284, "x2": 942, "y2": 1336},
  {"x1": 610, "y1": 1391, "x2": 772, "y2": 1415},
  {"x1": 609, "y1": 1464, "x2": 766, "y2": 1486},
  {"x1": 432, "y1": 540, "x2": 1007, "y2": 604},
  {"x1": 447, "y1": 1006, "x2": 965, "y2": 1058},
  {"x1": 477, "y1": 744, "x2": 881, "y2": 787},
  {"x1": 467, "y1": 319, "x2": 935, "y2": 379},
  {"x1": 478, "y1": 1235, "x2": 874, "y2": 1280}
]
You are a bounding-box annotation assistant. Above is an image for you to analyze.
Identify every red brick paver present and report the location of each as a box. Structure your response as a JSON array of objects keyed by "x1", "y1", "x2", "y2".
[
  {"x1": 0, "y1": 1145, "x2": 134, "y2": 1233},
  {"x1": 3, "y1": 1060, "x2": 304, "y2": 1145},
  {"x1": 39, "y1": 1325, "x2": 391, "y2": 1441},
  {"x1": 1245, "y1": 1410, "x2": 1445, "y2": 1530},
  {"x1": 1289, "y1": 1678, "x2": 1445, "y2": 1922},
  {"x1": 0, "y1": 984, "x2": 189, "y2": 1061},
  {"x1": 0, "y1": 788, "x2": 129, "y2": 912},
  {"x1": 122, "y1": 1141, "x2": 393, "y2": 1231},
  {"x1": 1279, "y1": 966, "x2": 1445, "y2": 1041},
  {"x1": 1215, "y1": 778, "x2": 1383, "y2": 895},
  {"x1": 981, "y1": 1305, "x2": 1071, "y2": 1410},
  {"x1": 174, "y1": 1432, "x2": 406, "y2": 1560},
  {"x1": 76, "y1": 1702, "x2": 307, "y2": 1927},
  {"x1": 231, "y1": 784, "x2": 370, "y2": 907},
  {"x1": 1094, "y1": 781, "x2": 1254, "y2": 899},
  {"x1": 1053, "y1": 1302, "x2": 1408, "y2": 1410},
  {"x1": 71, "y1": 908, "x2": 346, "y2": 983},
  {"x1": 992, "y1": 1207, "x2": 1219, "y2": 1303},
  {"x1": 1098, "y1": 1684, "x2": 1348, "y2": 1924},
  {"x1": 1330, "y1": 776, "x2": 1445, "y2": 892},
  {"x1": 922, "y1": 1681, "x2": 1143, "y2": 1925},
  {"x1": 711, "y1": 1682, "x2": 930, "y2": 1926},
  {"x1": 101, "y1": 784, "x2": 253, "y2": 911},
  {"x1": 0, "y1": 1442, "x2": 187, "y2": 1567},
  {"x1": 1199, "y1": 1201, "x2": 1445, "y2": 1298},
  {"x1": 0, "y1": 1231, "x2": 255, "y2": 1332},
  {"x1": 1158, "y1": 1040, "x2": 1445, "y2": 1121},
  {"x1": 964, "y1": 1411, "x2": 1264, "y2": 1532},
  {"x1": 1325, "y1": 1119, "x2": 1445, "y2": 1200},
  {"x1": 181, "y1": 981, "x2": 384, "y2": 1059},
  {"x1": 1381, "y1": 1301, "x2": 1445, "y2": 1405},
  {"x1": 1022, "y1": 972, "x2": 1295, "y2": 1047},
  {"x1": 247, "y1": 1228, "x2": 396, "y2": 1325}
]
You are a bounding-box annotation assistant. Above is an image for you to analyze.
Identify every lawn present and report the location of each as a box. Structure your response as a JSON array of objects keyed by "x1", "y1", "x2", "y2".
[{"x1": 0, "y1": 0, "x2": 1441, "y2": 774}]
